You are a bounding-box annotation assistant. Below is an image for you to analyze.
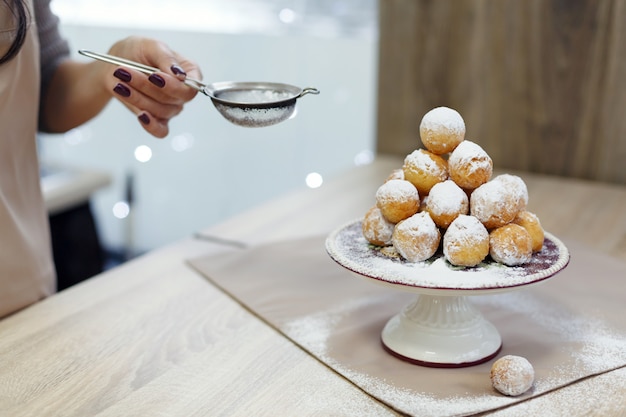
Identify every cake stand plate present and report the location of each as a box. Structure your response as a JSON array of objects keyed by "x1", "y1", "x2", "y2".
[{"x1": 325, "y1": 220, "x2": 570, "y2": 368}]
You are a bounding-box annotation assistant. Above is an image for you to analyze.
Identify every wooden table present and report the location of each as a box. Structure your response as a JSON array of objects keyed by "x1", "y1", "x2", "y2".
[{"x1": 1, "y1": 155, "x2": 624, "y2": 416}]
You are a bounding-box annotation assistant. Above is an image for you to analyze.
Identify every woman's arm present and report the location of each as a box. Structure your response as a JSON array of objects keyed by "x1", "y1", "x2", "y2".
[{"x1": 34, "y1": 0, "x2": 202, "y2": 138}]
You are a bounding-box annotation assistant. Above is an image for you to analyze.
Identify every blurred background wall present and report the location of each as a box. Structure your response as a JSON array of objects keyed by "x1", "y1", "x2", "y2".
[{"x1": 376, "y1": 0, "x2": 626, "y2": 185}]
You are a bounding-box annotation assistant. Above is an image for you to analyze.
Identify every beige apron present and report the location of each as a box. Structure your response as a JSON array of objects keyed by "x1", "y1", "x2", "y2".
[{"x1": 0, "y1": 0, "x2": 56, "y2": 318}]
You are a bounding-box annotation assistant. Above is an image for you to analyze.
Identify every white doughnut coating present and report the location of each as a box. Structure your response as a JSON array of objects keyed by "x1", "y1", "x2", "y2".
[
  {"x1": 425, "y1": 180, "x2": 469, "y2": 229},
  {"x1": 402, "y1": 149, "x2": 449, "y2": 196},
  {"x1": 443, "y1": 215, "x2": 490, "y2": 267},
  {"x1": 392, "y1": 212, "x2": 441, "y2": 262},
  {"x1": 375, "y1": 179, "x2": 420, "y2": 224},
  {"x1": 419, "y1": 107, "x2": 465, "y2": 155},
  {"x1": 489, "y1": 224, "x2": 533, "y2": 266},
  {"x1": 470, "y1": 178, "x2": 523, "y2": 229},
  {"x1": 448, "y1": 140, "x2": 493, "y2": 190},
  {"x1": 490, "y1": 355, "x2": 535, "y2": 396},
  {"x1": 513, "y1": 211, "x2": 544, "y2": 252},
  {"x1": 493, "y1": 174, "x2": 528, "y2": 211},
  {"x1": 362, "y1": 206, "x2": 395, "y2": 246}
]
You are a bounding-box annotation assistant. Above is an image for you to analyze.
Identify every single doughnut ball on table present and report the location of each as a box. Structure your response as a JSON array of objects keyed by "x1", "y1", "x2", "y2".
[
  {"x1": 493, "y1": 174, "x2": 529, "y2": 211},
  {"x1": 489, "y1": 224, "x2": 533, "y2": 266},
  {"x1": 448, "y1": 140, "x2": 493, "y2": 190},
  {"x1": 392, "y1": 212, "x2": 441, "y2": 262},
  {"x1": 513, "y1": 211, "x2": 544, "y2": 252},
  {"x1": 375, "y1": 179, "x2": 420, "y2": 224},
  {"x1": 490, "y1": 355, "x2": 535, "y2": 396},
  {"x1": 443, "y1": 215, "x2": 490, "y2": 267},
  {"x1": 470, "y1": 178, "x2": 522, "y2": 229},
  {"x1": 362, "y1": 206, "x2": 395, "y2": 246},
  {"x1": 419, "y1": 106, "x2": 465, "y2": 155},
  {"x1": 425, "y1": 180, "x2": 469, "y2": 229},
  {"x1": 402, "y1": 149, "x2": 448, "y2": 196}
]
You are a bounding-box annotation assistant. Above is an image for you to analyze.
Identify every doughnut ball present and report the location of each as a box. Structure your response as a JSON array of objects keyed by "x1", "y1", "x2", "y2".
[
  {"x1": 490, "y1": 355, "x2": 535, "y2": 396},
  {"x1": 375, "y1": 179, "x2": 420, "y2": 224},
  {"x1": 402, "y1": 149, "x2": 449, "y2": 196},
  {"x1": 419, "y1": 106, "x2": 465, "y2": 155},
  {"x1": 494, "y1": 174, "x2": 529, "y2": 211},
  {"x1": 392, "y1": 212, "x2": 441, "y2": 262},
  {"x1": 448, "y1": 140, "x2": 493, "y2": 190},
  {"x1": 443, "y1": 215, "x2": 490, "y2": 267},
  {"x1": 470, "y1": 178, "x2": 522, "y2": 229},
  {"x1": 425, "y1": 180, "x2": 469, "y2": 229},
  {"x1": 362, "y1": 206, "x2": 395, "y2": 246},
  {"x1": 513, "y1": 211, "x2": 544, "y2": 252},
  {"x1": 489, "y1": 224, "x2": 533, "y2": 266}
]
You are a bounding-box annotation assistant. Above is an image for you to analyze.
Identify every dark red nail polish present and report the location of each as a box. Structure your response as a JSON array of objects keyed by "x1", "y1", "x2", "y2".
[
  {"x1": 148, "y1": 73, "x2": 166, "y2": 88},
  {"x1": 170, "y1": 64, "x2": 186, "y2": 76},
  {"x1": 113, "y1": 83, "x2": 131, "y2": 97},
  {"x1": 138, "y1": 113, "x2": 150, "y2": 125},
  {"x1": 113, "y1": 68, "x2": 132, "y2": 82}
]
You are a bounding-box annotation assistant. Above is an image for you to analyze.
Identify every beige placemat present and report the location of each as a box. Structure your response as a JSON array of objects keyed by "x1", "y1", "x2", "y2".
[{"x1": 187, "y1": 236, "x2": 626, "y2": 417}]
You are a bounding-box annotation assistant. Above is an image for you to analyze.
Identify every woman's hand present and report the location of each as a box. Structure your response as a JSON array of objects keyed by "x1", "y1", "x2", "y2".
[
  {"x1": 105, "y1": 36, "x2": 203, "y2": 138},
  {"x1": 42, "y1": 36, "x2": 202, "y2": 138}
]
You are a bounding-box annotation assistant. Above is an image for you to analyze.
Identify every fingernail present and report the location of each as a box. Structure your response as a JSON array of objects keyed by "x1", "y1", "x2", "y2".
[
  {"x1": 148, "y1": 73, "x2": 166, "y2": 88},
  {"x1": 170, "y1": 64, "x2": 186, "y2": 76},
  {"x1": 113, "y1": 68, "x2": 132, "y2": 82},
  {"x1": 113, "y1": 83, "x2": 131, "y2": 97},
  {"x1": 138, "y1": 112, "x2": 150, "y2": 125}
]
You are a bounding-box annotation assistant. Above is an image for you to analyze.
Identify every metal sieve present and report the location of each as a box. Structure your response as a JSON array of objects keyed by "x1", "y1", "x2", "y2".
[{"x1": 78, "y1": 50, "x2": 319, "y2": 128}]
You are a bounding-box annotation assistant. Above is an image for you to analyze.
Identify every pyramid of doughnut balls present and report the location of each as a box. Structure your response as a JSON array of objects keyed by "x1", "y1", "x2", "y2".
[{"x1": 362, "y1": 106, "x2": 545, "y2": 267}]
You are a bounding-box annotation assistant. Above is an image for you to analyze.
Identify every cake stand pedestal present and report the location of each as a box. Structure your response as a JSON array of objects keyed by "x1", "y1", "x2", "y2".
[
  {"x1": 382, "y1": 294, "x2": 501, "y2": 367},
  {"x1": 325, "y1": 220, "x2": 570, "y2": 368}
]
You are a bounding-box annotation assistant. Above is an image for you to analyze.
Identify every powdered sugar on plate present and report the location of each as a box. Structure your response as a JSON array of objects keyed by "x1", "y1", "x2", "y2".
[{"x1": 325, "y1": 220, "x2": 570, "y2": 294}]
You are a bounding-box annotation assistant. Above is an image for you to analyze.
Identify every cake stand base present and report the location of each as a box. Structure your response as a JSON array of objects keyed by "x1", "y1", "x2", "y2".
[{"x1": 381, "y1": 294, "x2": 502, "y2": 368}]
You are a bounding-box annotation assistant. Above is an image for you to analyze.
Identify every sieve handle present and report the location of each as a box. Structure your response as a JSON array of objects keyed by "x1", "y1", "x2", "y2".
[
  {"x1": 78, "y1": 49, "x2": 208, "y2": 94},
  {"x1": 298, "y1": 87, "x2": 320, "y2": 98}
]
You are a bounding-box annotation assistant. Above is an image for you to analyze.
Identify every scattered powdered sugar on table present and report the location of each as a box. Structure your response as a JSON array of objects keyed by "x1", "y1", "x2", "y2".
[
  {"x1": 326, "y1": 220, "x2": 568, "y2": 292},
  {"x1": 477, "y1": 292, "x2": 626, "y2": 375},
  {"x1": 486, "y1": 366, "x2": 626, "y2": 417},
  {"x1": 283, "y1": 293, "x2": 395, "y2": 354},
  {"x1": 283, "y1": 284, "x2": 626, "y2": 416},
  {"x1": 283, "y1": 301, "x2": 513, "y2": 417}
]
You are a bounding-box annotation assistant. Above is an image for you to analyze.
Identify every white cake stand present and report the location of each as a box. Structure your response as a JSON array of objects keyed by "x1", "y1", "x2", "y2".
[{"x1": 325, "y1": 219, "x2": 570, "y2": 368}]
